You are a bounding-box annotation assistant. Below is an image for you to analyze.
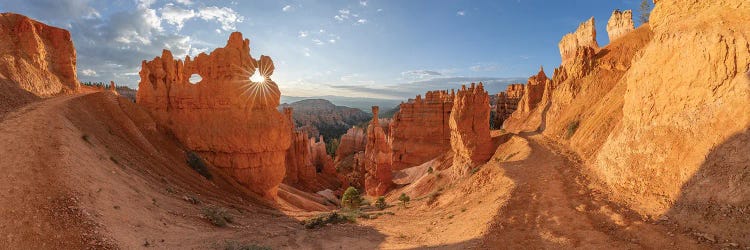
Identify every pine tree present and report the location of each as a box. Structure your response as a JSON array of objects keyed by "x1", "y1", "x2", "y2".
[{"x1": 639, "y1": 0, "x2": 652, "y2": 24}]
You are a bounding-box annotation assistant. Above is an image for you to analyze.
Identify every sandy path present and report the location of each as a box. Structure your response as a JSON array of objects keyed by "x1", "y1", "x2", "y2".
[
  {"x1": 479, "y1": 133, "x2": 704, "y2": 249},
  {"x1": 0, "y1": 94, "x2": 115, "y2": 248}
]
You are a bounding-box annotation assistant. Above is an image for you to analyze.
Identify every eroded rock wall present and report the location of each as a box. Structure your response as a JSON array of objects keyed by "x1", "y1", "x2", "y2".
[
  {"x1": 390, "y1": 90, "x2": 454, "y2": 170},
  {"x1": 607, "y1": 10, "x2": 635, "y2": 42},
  {"x1": 137, "y1": 32, "x2": 291, "y2": 199},
  {"x1": 450, "y1": 83, "x2": 493, "y2": 175},
  {"x1": 363, "y1": 106, "x2": 393, "y2": 196},
  {"x1": 0, "y1": 13, "x2": 79, "y2": 96}
]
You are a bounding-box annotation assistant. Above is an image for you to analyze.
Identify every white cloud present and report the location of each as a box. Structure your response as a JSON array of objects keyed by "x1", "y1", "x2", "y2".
[
  {"x1": 335, "y1": 9, "x2": 351, "y2": 21},
  {"x1": 457, "y1": 10, "x2": 465, "y2": 16},
  {"x1": 312, "y1": 39, "x2": 324, "y2": 45},
  {"x1": 298, "y1": 31, "x2": 308, "y2": 38},
  {"x1": 176, "y1": 0, "x2": 193, "y2": 5},
  {"x1": 470, "y1": 64, "x2": 500, "y2": 72},
  {"x1": 329, "y1": 39, "x2": 336, "y2": 44},
  {"x1": 401, "y1": 70, "x2": 443, "y2": 81},
  {"x1": 359, "y1": 1, "x2": 367, "y2": 6},
  {"x1": 81, "y1": 69, "x2": 98, "y2": 76},
  {"x1": 282, "y1": 5, "x2": 291, "y2": 12},
  {"x1": 197, "y1": 6, "x2": 244, "y2": 31},
  {"x1": 356, "y1": 19, "x2": 367, "y2": 24},
  {"x1": 304, "y1": 48, "x2": 311, "y2": 57},
  {"x1": 160, "y1": 4, "x2": 195, "y2": 30},
  {"x1": 377, "y1": 8, "x2": 383, "y2": 12}
]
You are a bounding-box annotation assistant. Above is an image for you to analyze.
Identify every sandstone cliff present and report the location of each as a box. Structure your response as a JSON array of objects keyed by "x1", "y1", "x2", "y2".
[
  {"x1": 283, "y1": 107, "x2": 314, "y2": 187},
  {"x1": 503, "y1": 67, "x2": 552, "y2": 132},
  {"x1": 390, "y1": 90, "x2": 454, "y2": 170},
  {"x1": 494, "y1": 84, "x2": 524, "y2": 128},
  {"x1": 333, "y1": 127, "x2": 366, "y2": 189},
  {"x1": 137, "y1": 32, "x2": 291, "y2": 199},
  {"x1": 363, "y1": 106, "x2": 393, "y2": 196},
  {"x1": 0, "y1": 13, "x2": 79, "y2": 97},
  {"x1": 606, "y1": 10, "x2": 635, "y2": 42},
  {"x1": 450, "y1": 83, "x2": 493, "y2": 176},
  {"x1": 505, "y1": 0, "x2": 750, "y2": 244},
  {"x1": 558, "y1": 17, "x2": 598, "y2": 65}
]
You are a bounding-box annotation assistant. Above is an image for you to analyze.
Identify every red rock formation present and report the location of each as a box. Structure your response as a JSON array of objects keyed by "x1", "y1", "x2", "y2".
[
  {"x1": 137, "y1": 32, "x2": 291, "y2": 199},
  {"x1": 518, "y1": 67, "x2": 549, "y2": 114},
  {"x1": 109, "y1": 81, "x2": 118, "y2": 95},
  {"x1": 607, "y1": 10, "x2": 635, "y2": 42},
  {"x1": 494, "y1": 84, "x2": 524, "y2": 127},
  {"x1": 0, "y1": 13, "x2": 79, "y2": 96},
  {"x1": 335, "y1": 127, "x2": 366, "y2": 164},
  {"x1": 390, "y1": 90, "x2": 454, "y2": 170},
  {"x1": 309, "y1": 135, "x2": 335, "y2": 176},
  {"x1": 558, "y1": 17, "x2": 599, "y2": 65},
  {"x1": 363, "y1": 106, "x2": 393, "y2": 196},
  {"x1": 284, "y1": 107, "x2": 313, "y2": 186},
  {"x1": 333, "y1": 127, "x2": 366, "y2": 189},
  {"x1": 450, "y1": 83, "x2": 493, "y2": 175}
]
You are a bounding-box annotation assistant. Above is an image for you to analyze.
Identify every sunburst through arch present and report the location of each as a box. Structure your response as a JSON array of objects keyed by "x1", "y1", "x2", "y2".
[{"x1": 233, "y1": 56, "x2": 281, "y2": 110}]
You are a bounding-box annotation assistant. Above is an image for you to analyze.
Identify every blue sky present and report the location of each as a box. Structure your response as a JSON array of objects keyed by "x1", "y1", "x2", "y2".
[{"x1": 0, "y1": 0, "x2": 645, "y2": 99}]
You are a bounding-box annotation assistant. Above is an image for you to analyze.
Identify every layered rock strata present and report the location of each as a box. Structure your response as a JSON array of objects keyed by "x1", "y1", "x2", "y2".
[
  {"x1": 607, "y1": 9, "x2": 635, "y2": 42},
  {"x1": 363, "y1": 106, "x2": 393, "y2": 196},
  {"x1": 494, "y1": 84, "x2": 524, "y2": 127},
  {"x1": 450, "y1": 83, "x2": 493, "y2": 175},
  {"x1": 0, "y1": 13, "x2": 79, "y2": 96},
  {"x1": 137, "y1": 32, "x2": 291, "y2": 199},
  {"x1": 390, "y1": 90, "x2": 454, "y2": 170}
]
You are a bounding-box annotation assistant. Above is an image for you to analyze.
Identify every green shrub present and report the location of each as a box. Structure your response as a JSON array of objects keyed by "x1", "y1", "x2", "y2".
[
  {"x1": 202, "y1": 206, "x2": 233, "y2": 227},
  {"x1": 341, "y1": 187, "x2": 363, "y2": 210},
  {"x1": 566, "y1": 120, "x2": 580, "y2": 139},
  {"x1": 303, "y1": 212, "x2": 354, "y2": 229},
  {"x1": 374, "y1": 196, "x2": 387, "y2": 210},
  {"x1": 398, "y1": 193, "x2": 411, "y2": 208},
  {"x1": 187, "y1": 151, "x2": 212, "y2": 179},
  {"x1": 427, "y1": 166, "x2": 433, "y2": 174},
  {"x1": 220, "y1": 240, "x2": 271, "y2": 250}
]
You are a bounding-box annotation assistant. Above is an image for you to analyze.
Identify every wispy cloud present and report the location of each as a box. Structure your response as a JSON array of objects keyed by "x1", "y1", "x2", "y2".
[
  {"x1": 298, "y1": 31, "x2": 308, "y2": 38},
  {"x1": 330, "y1": 76, "x2": 526, "y2": 99},
  {"x1": 282, "y1": 5, "x2": 291, "y2": 12},
  {"x1": 359, "y1": 1, "x2": 367, "y2": 6},
  {"x1": 457, "y1": 10, "x2": 466, "y2": 16}
]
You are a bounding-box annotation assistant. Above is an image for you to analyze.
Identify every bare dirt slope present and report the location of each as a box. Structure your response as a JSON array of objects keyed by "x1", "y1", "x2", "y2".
[
  {"x1": 355, "y1": 132, "x2": 719, "y2": 249},
  {"x1": 0, "y1": 91, "x2": 384, "y2": 249}
]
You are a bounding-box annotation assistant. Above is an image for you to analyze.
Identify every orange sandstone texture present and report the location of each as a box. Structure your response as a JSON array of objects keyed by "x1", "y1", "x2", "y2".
[
  {"x1": 558, "y1": 17, "x2": 598, "y2": 65},
  {"x1": 363, "y1": 106, "x2": 393, "y2": 196},
  {"x1": 606, "y1": 10, "x2": 635, "y2": 42},
  {"x1": 0, "y1": 13, "x2": 79, "y2": 96},
  {"x1": 449, "y1": 83, "x2": 493, "y2": 175},
  {"x1": 283, "y1": 107, "x2": 313, "y2": 187},
  {"x1": 390, "y1": 90, "x2": 454, "y2": 170},
  {"x1": 494, "y1": 84, "x2": 524, "y2": 128},
  {"x1": 334, "y1": 127, "x2": 367, "y2": 189},
  {"x1": 137, "y1": 32, "x2": 291, "y2": 199}
]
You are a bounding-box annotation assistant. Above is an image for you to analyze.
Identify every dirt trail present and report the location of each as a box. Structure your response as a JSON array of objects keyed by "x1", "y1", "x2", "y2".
[
  {"x1": 0, "y1": 93, "x2": 114, "y2": 248},
  {"x1": 479, "y1": 133, "x2": 704, "y2": 249}
]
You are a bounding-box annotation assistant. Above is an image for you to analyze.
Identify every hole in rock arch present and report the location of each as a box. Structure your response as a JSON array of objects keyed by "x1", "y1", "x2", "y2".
[
  {"x1": 249, "y1": 68, "x2": 266, "y2": 83},
  {"x1": 188, "y1": 74, "x2": 202, "y2": 84}
]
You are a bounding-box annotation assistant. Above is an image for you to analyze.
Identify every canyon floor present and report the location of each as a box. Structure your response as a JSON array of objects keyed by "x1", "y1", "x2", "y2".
[{"x1": 0, "y1": 91, "x2": 718, "y2": 249}]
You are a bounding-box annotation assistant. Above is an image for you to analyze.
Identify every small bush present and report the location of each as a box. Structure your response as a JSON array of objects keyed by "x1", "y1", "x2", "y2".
[
  {"x1": 202, "y1": 206, "x2": 233, "y2": 227},
  {"x1": 303, "y1": 212, "x2": 354, "y2": 229},
  {"x1": 427, "y1": 166, "x2": 433, "y2": 174},
  {"x1": 220, "y1": 240, "x2": 271, "y2": 250},
  {"x1": 469, "y1": 167, "x2": 480, "y2": 175},
  {"x1": 374, "y1": 196, "x2": 387, "y2": 210},
  {"x1": 566, "y1": 120, "x2": 580, "y2": 139},
  {"x1": 398, "y1": 193, "x2": 411, "y2": 208},
  {"x1": 426, "y1": 191, "x2": 441, "y2": 205},
  {"x1": 187, "y1": 151, "x2": 212, "y2": 180},
  {"x1": 341, "y1": 187, "x2": 363, "y2": 210},
  {"x1": 81, "y1": 134, "x2": 91, "y2": 143}
]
